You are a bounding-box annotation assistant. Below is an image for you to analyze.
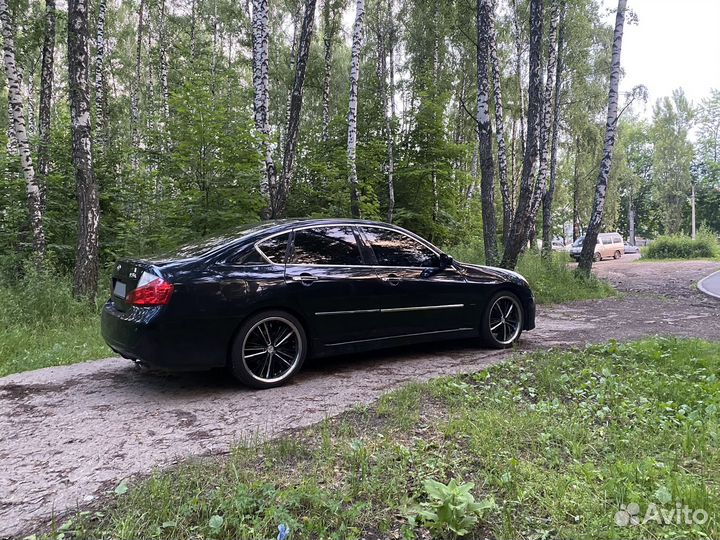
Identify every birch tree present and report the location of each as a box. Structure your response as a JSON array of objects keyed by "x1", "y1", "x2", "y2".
[
  {"x1": 528, "y1": 3, "x2": 560, "y2": 221},
  {"x1": 158, "y1": 0, "x2": 169, "y2": 121},
  {"x1": 68, "y1": 0, "x2": 100, "y2": 298},
  {"x1": 577, "y1": 0, "x2": 627, "y2": 273},
  {"x1": 542, "y1": 8, "x2": 565, "y2": 259},
  {"x1": 251, "y1": 0, "x2": 276, "y2": 214},
  {"x1": 1, "y1": 0, "x2": 46, "y2": 263},
  {"x1": 347, "y1": 0, "x2": 365, "y2": 218},
  {"x1": 277, "y1": 0, "x2": 317, "y2": 217},
  {"x1": 376, "y1": 0, "x2": 395, "y2": 222},
  {"x1": 488, "y1": 0, "x2": 512, "y2": 243},
  {"x1": 476, "y1": 0, "x2": 498, "y2": 265},
  {"x1": 38, "y1": 0, "x2": 55, "y2": 213},
  {"x1": 130, "y1": 0, "x2": 145, "y2": 170},
  {"x1": 501, "y1": 0, "x2": 544, "y2": 270},
  {"x1": 94, "y1": 0, "x2": 107, "y2": 147},
  {"x1": 321, "y1": 0, "x2": 339, "y2": 142}
]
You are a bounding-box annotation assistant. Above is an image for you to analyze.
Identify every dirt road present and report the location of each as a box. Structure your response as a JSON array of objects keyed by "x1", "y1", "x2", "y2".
[{"x1": 1, "y1": 258, "x2": 719, "y2": 538}]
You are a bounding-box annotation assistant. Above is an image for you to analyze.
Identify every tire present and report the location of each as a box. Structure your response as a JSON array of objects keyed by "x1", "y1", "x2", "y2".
[
  {"x1": 594, "y1": 252, "x2": 602, "y2": 262},
  {"x1": 614, "y1": 250, "x2": 621, "y2": 259},
  {"x1": 230, "y1": 310, "x2": 307, "y2": 389},
  {"x1": 480, "y1": 291, "x2": 524, "y2": 349}
]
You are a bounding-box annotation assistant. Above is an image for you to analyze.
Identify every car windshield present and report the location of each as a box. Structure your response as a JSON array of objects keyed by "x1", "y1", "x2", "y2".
[
  {"x1": 163, "y1": 222, "x2": 280, "y2": 259},
  {"x1": 572, "y1": 236, "x2": 585, "y2": 247}
]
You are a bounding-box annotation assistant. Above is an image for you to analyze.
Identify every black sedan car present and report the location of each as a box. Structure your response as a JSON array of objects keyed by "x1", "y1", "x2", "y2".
[{"x1": 102, "y1": 219, "x2": 536, "y2": 388}]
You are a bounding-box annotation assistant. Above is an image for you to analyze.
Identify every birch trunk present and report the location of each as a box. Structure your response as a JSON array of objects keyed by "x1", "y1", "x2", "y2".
[
  {"x1": 578, "y1": 0, "x2": 627, "y2": 274},
  {"x1": 277, "y1": 0, "x2": 317, "y2": 217},
  {"x1": 500, "y1": 0, "x2": 543, "y2": 270},
  {"x1": 159, "y1": 0, "x2": 170, "y2": 121},
  {"x1": 488, "y1": 0, "x2": 512, "y2": 245},
  {"x1": 477, "y1": 0, "x2": 497, "y2": 265},
  {"x1": 1, "y1": 0, "x2": 46, "y2": 263},
  {"x1": 542, "y1": 8, "x2": 565, "y2": 260},
  {"x1": 94, "y1": 0, "x2": 106, "y2": 148},
  {"x1": 251, "y1": 0, "x2": 276, "y2": 213},
  {"x1": 347, "y1": 0, "x2": 364, "y2": 218},
  {"x1": 376, "y1": 0, "x2": 395, "y2": 223},
  {"x1": 321, "y1": 0, "x2": 335, "y2": 142},
  {"x1": 68, "y1": 0, "x2": 100, "y2": 298},
  {"x1": 527, "y1": 3, "x2": 560, "y2": 219},
  {"x1": 131, "y1": 0, "x2": 145, "y2": 170},
  {"x1": 38, "y1": 0, "x2": 55, "y2": 213}
]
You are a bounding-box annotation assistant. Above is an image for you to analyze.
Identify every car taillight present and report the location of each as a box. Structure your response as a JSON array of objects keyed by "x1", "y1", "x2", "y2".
[{"x1": 127, "y1": 272, "x2": 174, "y2": 306}]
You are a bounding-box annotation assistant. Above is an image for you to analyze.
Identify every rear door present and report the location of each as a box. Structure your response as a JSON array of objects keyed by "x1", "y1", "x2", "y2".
[
  {"x1": 284, "y1": 225, "x2": 383, "y2": 345},
  {"x1": 358, "y1": 226, "x2": 472, "y2": 338}
]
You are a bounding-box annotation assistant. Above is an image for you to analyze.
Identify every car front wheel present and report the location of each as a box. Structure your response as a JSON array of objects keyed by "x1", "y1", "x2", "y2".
[
  {"x1": 230, "y1": 310, "x2": 307, "y2": 389},
  {"x1": 481, "y1": 291, "x2": 524, "y2": 348}
]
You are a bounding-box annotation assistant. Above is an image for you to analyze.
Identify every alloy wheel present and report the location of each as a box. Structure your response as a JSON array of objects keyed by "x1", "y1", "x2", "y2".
[
  {"x1": 241, "y1": 317, "x2": 302, "y2": 384},
  {"x1": 488, "y1": 295, "x2": 522, "y2": 345}
]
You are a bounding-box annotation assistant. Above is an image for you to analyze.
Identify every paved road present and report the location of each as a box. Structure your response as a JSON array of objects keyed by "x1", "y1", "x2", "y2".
[
  {"x1": 1, "y1": 259, "x2": 719, "y2": 538},
  {"x1": 699, "y1": 269, "x2": 720, "y2": 300}
]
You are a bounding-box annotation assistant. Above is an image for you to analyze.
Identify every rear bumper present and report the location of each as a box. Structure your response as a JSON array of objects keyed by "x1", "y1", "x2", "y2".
[{"x1": 100, "y1": 301, "x2": 227, "y2": 371}]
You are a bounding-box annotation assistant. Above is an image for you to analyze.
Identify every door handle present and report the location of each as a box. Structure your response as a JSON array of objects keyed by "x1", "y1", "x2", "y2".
[
  {"x1": 292, "y1": 273, "x2": 318, "y2": 285},
  {"x1": 382, "y1": 273, "x2": 401, "y2": 285}
]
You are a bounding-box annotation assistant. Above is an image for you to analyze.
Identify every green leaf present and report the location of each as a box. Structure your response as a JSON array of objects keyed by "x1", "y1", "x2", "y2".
[
  {"x1": 114, "y1": 481, "x2": 128, "y2": 496},
  {"x1": 655, "y1": 485, "x2": 672, "y2": 504},
  {"x1": 208, "y1": 514, "x2": 224, "y2": 531}
]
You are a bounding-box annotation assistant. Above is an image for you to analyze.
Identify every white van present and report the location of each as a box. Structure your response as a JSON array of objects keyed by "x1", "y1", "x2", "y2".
[{"x1": 569, "y1": 232, "x2": 624, "y2": 262}]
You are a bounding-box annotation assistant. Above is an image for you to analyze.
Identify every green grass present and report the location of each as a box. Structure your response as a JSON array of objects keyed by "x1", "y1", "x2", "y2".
[
  {"x1": 642, "y1": 230, "x2": 720, "y2": 261},
  {"x1": 0, "y1": 269, "x2": 109, "y2": 377},
  {"x1": 42, "y1": 338, "x2": 720, "y2": 539},
  {"x1": 450, "y1": 242, "x2": 615, "y2": 304}
]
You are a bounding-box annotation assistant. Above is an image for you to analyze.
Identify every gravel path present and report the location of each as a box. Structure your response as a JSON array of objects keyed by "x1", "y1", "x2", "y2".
[{"x1": 1, "y1": 257, "x2": 719, "y2": 538}]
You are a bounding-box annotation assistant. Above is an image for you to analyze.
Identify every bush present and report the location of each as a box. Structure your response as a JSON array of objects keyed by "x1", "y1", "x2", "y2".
[
  {"x1": 643, "y1": 230, "x2": 720, "y2": 260},
  {"x1": 447, "y1": 240, "x2": 614, "y2": 304}
]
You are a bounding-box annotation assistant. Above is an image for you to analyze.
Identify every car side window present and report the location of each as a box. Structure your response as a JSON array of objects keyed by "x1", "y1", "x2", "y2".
[
  {"x1": 257, "y1": 234, "x2": 290, "y2": 264},
  {"x1": 362, "y1": 227, "x2": 440, "y2": 268},
  {"x1": 291, "y1": 227, "x2": 363, "y2": 265}
]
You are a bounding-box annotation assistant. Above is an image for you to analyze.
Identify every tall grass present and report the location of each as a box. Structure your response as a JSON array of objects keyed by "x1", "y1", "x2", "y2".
[
  {"x1": 0, "y1": 267, "x2": 109, "y2": 377},
  {"x1": 449, "y1": 241, "x2": 614, "y2": 304},
  {"x1": 643, "y1": 229, "x2": 720, "y2": 260}
]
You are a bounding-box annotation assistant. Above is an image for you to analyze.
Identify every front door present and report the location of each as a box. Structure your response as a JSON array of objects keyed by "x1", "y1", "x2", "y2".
[
  {"x1": 285, "y1": 225, "x2": 383, "y2": 346},
  {"x1": 358, "y1": 226, "x2": 473, "y2": 338}
]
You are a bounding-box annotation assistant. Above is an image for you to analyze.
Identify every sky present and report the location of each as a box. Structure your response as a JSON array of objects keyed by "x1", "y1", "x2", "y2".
[{"x1": 602, "y1": 0, "x2": 720, "y2": 114}]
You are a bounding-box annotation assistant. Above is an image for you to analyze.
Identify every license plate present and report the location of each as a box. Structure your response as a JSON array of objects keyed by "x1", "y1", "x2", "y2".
[{"x1": 113, "y1": 280, "x2": 127, "y2": 299}]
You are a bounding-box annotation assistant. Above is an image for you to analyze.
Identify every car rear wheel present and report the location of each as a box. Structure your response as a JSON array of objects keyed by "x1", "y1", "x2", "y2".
[
  {"x1": 481, "y1": 291, "x2": 523, "y2": 349},
  {"x1": 594, "y1": 252, "x2": 602, "y2": 262},
  {"x1": 614, "y1": 250, "x2": 621, "y2": 259},
  {"x1": 230, "y1": 310, "x2": 306, "y2": 389}
]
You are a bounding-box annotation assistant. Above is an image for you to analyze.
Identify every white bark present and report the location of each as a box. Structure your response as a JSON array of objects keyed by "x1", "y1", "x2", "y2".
[
  {"x1": 578, "y1": 0, "x2": 627, "y2": 273},
  {"x1": 477, "y1": 0, "x2": 497, "y2": 264},
  {"x1": 528, "y1": 3, "x2": 560, "y2": 219},
  {"x1": 68, "y1": 0, "x2": 100, "y2": 297},
  {"x1": 94, "y1": 0, "x2": 106, "y2": 146},
  {"x1": 159, "y1": 0, "x2": 170, "y2": 121},
  {"x1": 347, "y1": 0, "x2": 364, "y2": 218},
  {"x1": 488, "y1": 0, "x2": 512, "y2": 243},
  {"x1": 130, "y1": 0, "x2": 145, "y2": 170},
  {"x1": 1, "y1": 0, "x2": 46, "y2": 261},
  {"x1": 251, "y1": 0, "x2": 276, "y2": 209}
]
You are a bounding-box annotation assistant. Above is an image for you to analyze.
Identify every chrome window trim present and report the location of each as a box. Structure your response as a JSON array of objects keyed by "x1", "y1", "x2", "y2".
[
  {"x1": 326, "y1": 327, "x2": 475, "y2": 347},
  {"x1": 356, "y1": 224, "x2": 443, "y2": 267},
  {"x1": 288, "y1": 224, "x2": 365, "y2": 266}
]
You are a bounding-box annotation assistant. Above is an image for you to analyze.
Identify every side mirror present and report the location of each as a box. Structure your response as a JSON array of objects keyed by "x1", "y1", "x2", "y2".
[{"x1": 439, "y1": 253, "x2": 454, "y2": 268}]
